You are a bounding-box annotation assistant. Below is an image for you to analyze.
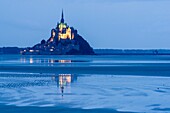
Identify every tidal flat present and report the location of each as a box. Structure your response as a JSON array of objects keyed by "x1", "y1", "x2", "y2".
[{"x1": 0, "y1": 55, "x2": 170, "y2": 113}]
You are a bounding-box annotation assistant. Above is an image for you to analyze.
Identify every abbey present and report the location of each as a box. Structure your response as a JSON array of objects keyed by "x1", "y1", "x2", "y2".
[
  {"x1": 48, "y1": 10, "x2": 76, "y2": 43},
  {"x1": 22, "y1": 11, "x2": 94, "y2": 55}
]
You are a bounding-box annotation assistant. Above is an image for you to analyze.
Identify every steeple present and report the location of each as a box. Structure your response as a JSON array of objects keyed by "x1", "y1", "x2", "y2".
[{"x1": 60, "y1": 9, "x2": 64, "y2": 23}]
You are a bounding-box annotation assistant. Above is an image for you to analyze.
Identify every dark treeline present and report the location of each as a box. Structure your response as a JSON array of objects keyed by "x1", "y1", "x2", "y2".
[{"x1": 0, "y1": 47, "x2": 23, "y2": 54}]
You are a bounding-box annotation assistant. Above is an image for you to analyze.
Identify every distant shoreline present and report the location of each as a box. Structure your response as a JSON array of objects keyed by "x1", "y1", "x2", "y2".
[{"x1": 1, "y1": 47, "x2": 170, "y2": 55}]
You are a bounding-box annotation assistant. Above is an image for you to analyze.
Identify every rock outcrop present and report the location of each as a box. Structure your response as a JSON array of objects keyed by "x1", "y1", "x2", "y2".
[{"x1": 22, "y1": 11, "x2": 94, "y2": 55}]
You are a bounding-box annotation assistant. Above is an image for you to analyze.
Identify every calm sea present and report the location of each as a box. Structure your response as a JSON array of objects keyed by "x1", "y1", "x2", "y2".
[{"x1": 0, "y1": 55, "x2": 170, "y2": 113}]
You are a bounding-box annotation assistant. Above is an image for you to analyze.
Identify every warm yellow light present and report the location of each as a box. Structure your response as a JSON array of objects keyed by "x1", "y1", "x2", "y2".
[
  {"x1": 66, "y1": 75, "x2": 71, "y2": 83},
  {"x1": 29, "y1": 50, "x2": 34, "y2": 52},
  {"x1": 59, "y1": 23, "x2": 66, "y2": 29},
  {"x1": 30, "y1": 58, "x2": 33, "y2": 64},
  {"x1": 72, "y1": 33, "x2": 74, "y2": 39},
  {"x1": 57, "y1": 22, "x2": 73, "y2": 41},
  {"x1": 52, "y1": 31, "x2": 55, "y2": 37},
  {"x1": 58, "y1": 74, "x2": 72, "y2": 86},
  {"x1": 59, "y1": 60, "x2": 71, "y2": 63}
]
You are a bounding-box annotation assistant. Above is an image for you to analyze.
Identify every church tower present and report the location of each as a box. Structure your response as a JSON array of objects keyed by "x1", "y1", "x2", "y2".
[
  {"x1": 48, "y1": 10, "x2": 75, "y2": 42},
  {"x1": 22, "y1": 10, "x2": 95, "y2": 55},
  {"x1": 60, "y1": 10, "x2": 64, "y2": 23}
]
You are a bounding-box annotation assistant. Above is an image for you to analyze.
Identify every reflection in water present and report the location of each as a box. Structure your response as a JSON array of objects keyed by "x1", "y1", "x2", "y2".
[
  {"x1": 20, "y1": 57, "x2": 89, "y2": 64},
  {"x1": 58, "y1": 60, "x2": 71, "y2": 63},
  {"x1": 20, "y1": 58, "x2": 72, "y2": 64},
  {"x1": 49, "y1": 60, "x2": 72, "y2": 64},
  {"x1": 20, "y1": 58, "x2": 26, "y2": 63},
  {"x1": 29, "y1": 58, "x2": 33, "y2": 64},
  {"x1": 52, "y1": 74, "x2": 77, "y2": 97}
]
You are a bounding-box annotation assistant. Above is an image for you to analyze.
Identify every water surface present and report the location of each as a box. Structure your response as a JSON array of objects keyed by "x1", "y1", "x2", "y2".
[{"x1": 0, "y1": 55, "x2": 170, "y2": 113}]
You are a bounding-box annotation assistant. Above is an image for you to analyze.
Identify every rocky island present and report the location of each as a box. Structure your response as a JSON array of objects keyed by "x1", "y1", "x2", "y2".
[
  {"x1": 2, "y1": 11, "x2": 170, "y2": 55},
  {"x1": 21, "y1": 11, "x2": 94, "y2": 55}
]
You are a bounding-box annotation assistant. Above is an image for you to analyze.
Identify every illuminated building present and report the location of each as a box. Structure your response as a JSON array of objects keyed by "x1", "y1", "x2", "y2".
[
  {"x1": 48, "y1": 10, "x2": 76, "y2": 43},
  {"x1": 22, "y1": 10, "x2": 94, "y2": 55}
]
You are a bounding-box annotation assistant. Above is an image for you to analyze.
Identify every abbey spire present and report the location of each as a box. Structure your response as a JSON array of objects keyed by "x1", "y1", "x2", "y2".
[
  {"x1": 60, "y1": 10, "x2": 64, "y2": 23},
  {"x1": 21, "y1": 10, "x2": 94, "y2": 55}
]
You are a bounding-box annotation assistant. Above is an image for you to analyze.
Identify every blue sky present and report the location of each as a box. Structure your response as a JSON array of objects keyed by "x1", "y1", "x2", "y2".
[{"x1": 0, "y1": 0, "x2": 170, "y2": 49}]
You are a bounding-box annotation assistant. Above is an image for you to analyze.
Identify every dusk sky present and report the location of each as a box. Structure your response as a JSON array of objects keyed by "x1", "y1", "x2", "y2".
[{"x1": 0, "y1": 0, "x2": 170, "y2": 49}]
